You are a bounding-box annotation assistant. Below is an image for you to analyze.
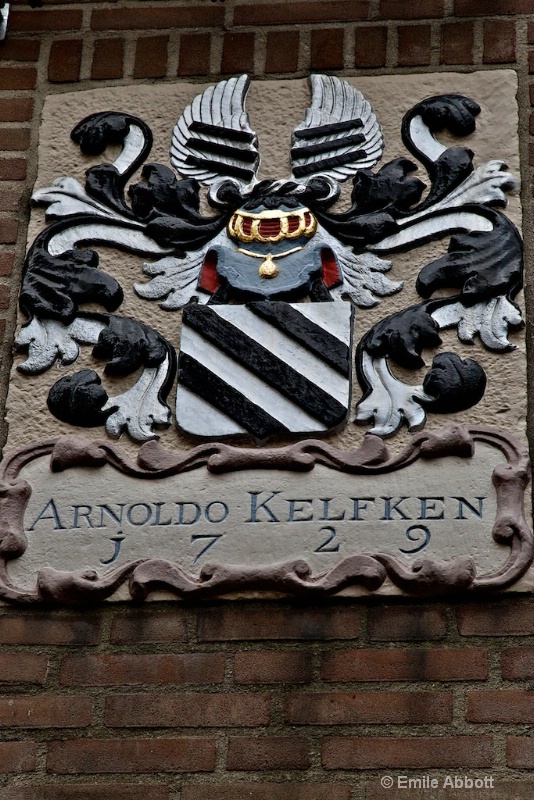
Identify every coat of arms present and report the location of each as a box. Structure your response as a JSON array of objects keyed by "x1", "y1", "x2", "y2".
[{"x1": 16, "y1": 74, "x2": 523, "y2": 444}]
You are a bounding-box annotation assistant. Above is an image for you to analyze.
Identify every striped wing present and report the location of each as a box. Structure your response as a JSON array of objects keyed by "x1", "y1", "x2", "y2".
[
  {"x1": 176, "y1": 302, "x2": 353, "y2": 439},
  {"x1": 170, "y1": 74, "x2": 260, "y2": 188},
  {"x1": 291, "y1": 74, "x2": 384, "y2": 182}
]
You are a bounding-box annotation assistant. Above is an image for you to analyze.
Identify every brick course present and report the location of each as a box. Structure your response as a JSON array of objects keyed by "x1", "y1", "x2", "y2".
[
  {"x1": 105, "y1": 691, "x2": 271, "y2": 727},
  {"x1": 0, "y1": 695, "x2": 92, "y2": 728},
  {"x1": 91, "y1": 39, "x2": 124, "y2": 80},
  {"x1": 321, "y1": 648, "x2": 488, "y2": 681},
  {"x1": 91, "y1": 7, "x2": 224, "y2": 32},
  {"x1": 234, "y1": 2, "x2": 369, "y2": 26},
  {"x1": 440, "y1": 22, "x2": 474, "y2": 65},
  {"x1": 285, "y1": 690, "x2": 453, "y2": 724},
  {"x1": 0, "y1": 741, "x2": 37, "y2": 773},
  {"x1": 483, "y1": 20, "x2": 516, "y2": 63},
  {"x1": 226, "y1": 736, "x2": 310, "y2": 770},
  {"x1": 197, "y1": 607, "x2": 361, "y2": 641},
  {"x1": 234, "y1": 651, "x2": 313, "y2": 683},
  {"x1": 48, "y1": 40, "x2": 82, "y2": 83},
  {"x1": 354, "y1": 26, "x2": 388, "y2": 68},
  {"x1": 322, "y1": 735, "x2": 493, "y2": 769},
  {"x1": 397, "y1": 25, "x2": 432, "y2": 67},
  {"x1": 61, "y1": 653, "x2": 226, "y2": 685},
  {"x1": 134, "y1": 36, "x2": 169, "y2": 79},
  {"x1": 0, "y1": 789, "x2": 169, "y2": 800},
  {"x1": 0, "y1": 615, "x2": 101, "y2": 645},
  {"x1": 369, "y1": 606, "x2": 447, "y2": 640},
  {"x1": 47, "y1": 737, "x2": 216, "y2": 773}
]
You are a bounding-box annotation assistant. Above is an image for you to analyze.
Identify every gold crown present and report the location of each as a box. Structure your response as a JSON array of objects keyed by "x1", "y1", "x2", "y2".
[{"x1": 228, "y1": 207, "x2": 317, "y2": 244}]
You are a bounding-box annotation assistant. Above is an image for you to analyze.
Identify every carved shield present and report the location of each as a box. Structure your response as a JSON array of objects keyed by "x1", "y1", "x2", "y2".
[{"x1": 176, "y1": 301, "x2": 354, "y2": 439}]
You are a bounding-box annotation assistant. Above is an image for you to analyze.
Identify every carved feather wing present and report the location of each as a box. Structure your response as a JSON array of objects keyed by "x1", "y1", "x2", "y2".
[
  {"x1": 291, "y1": 74, "x2": 384, "y2": 182},
  {"x1": 170, "y1": 74, "x2": 260, "y2": 188}
]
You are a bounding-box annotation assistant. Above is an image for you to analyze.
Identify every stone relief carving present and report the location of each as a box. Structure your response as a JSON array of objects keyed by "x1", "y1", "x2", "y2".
[
  {"x1": 15, "y1": 74, "x2": 522, "y2": 443},
  {"x1": 0, "y1": 427, "x2": 530, "y2": 604},
  {"x1": 1, "y1": 73, "x2": 529, "y2": 604}
]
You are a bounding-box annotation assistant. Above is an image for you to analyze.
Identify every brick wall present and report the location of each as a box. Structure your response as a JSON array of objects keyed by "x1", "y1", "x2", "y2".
[
  {"x1": 2, "y1": 600, "x2": 534, "y2": 797},
  {"x1": 1, "y1": 0, "x2": 534, "y2": 797}
]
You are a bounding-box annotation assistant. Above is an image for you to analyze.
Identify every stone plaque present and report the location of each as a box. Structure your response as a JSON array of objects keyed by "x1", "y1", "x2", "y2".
[
  {"x1": 0, "y1": 426, "x2": 530, "y2": 603},
  {"x1": 1, "y1": 71, "x2": 531, "y2": 602}
]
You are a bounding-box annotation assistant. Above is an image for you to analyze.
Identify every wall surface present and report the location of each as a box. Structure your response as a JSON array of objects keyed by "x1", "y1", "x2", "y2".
[{"x1": 1, "y1": 0, "x2": 534, "y2": 797}]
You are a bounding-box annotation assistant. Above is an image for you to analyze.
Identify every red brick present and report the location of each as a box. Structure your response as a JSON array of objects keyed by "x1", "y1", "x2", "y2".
[
  {"x1": 48, "y1": 40, "x2": 82, "y2": 83},
  {"x1": 234, "y1": 1, "x2": 369, "y2": 26},
  {"x1": 10, "y1": 0, "x2": 105, "y2": 4},
  {"x1": 398, "y1": 25, "x2": 431, "y2": 67},
  {"x1": 0, "y1": 160, "x2": 25, "y2": 180},
  {"x1": 440, "y1": 22, "x2": 474, "y2": 65},
  {"x1": 0, "y1": 614, "x2": 101, "y2": 645},
  {"x1": 0, "y1": 219, "x2": 19, "y2": 243},
  {"x1": 221, "y1": 32, "x2": 255, "y2": 74},
  {"x1": 47, "y1": 738, "x2": 216, "y2": 774},
  {"x1": 0, "y1": 652, "x2": 48, "y2": 684},
  {"x1": 380, "y1": 0, "x2": 444, "y2": 18},
  {"x1": 0, "y1": 128, "x2": 30, "y2": 150},
  {"x1": 354, "y1": 26, "x2": 387, "y2": 68},
  {"x1": 0, "y1": 788, "x2": 169, "y2": 800},
  {"x1": 0, "y1": 253, "x2": 14, "y2": 275},
  {"x1": 91, "y1": 7, "x2": 224, "y2": 31},
  {"x1": 61, "y1": 653, "x2": 225, "y2": 685},
  {"x1": 106, "y1": 692, "x2": 270, "y2": 728},
  {"x1": 0, "y1": 190, "x2": 22, "y2": 211},
  {"x1": 134, "y1": 36, "x2": 168, "y2": 79},
  {"x1": 321, "y1": 648, "x2": 488, "y2": 681},
  {"x1": 507, "y1": 737, "x2": 534, "y2": 768},
  {"x1": 181, "y1": 786, "x2": 351, "y2": 800},
  {"x1": 0, "y1": 285, "x2": 10, "y2": 310},
  {"x1": 323, "y1": 735, "x2": 493, "y2": 769},
  {"x1": 235, "y1": 651, "x2": 313, "y2": 684},
  {"x1": 285, "y1": 691, "x2": 452, "y2": 724},
  {"x1": 91, "y1": 39, "x2": 124, "y2": 80},
  {"x1": 530, "y1": 85, "x2": 534, "y2": 106},
  {"x1": 484, "y1": 20, "x2": 516, "y2": 63},
  {"x1": 458, "y1": 603, "x2": 534, "y2": 636},
  {"x1": 178, "y1": 33, "x2": 211, "y2": 76},
  {"x1": 0, "y1": 98, "x2": 33, "y2": 122},
  {"x1": 529, "y1": 111, "x2": 534, "y2": 134},
  {"x1": 530, "y1": 53, "x2": 534, "y2": 74},
  {"x1": 311, "y1": 29, "x2": 344, "y2": 70},
  {"x1": 110, "y1": 608, "x2": 187, "y2": 644},
  {"x1": 227, "y1": 737, "x2": 310, "y2": 771},
  {"x1": 0, "y1": 39, "x2": 40, "y2": 61},
  {"x1": 197, "y1": 606, "x2": 361, "y2": 641},
  {"x1": 456, "y1": 0, "x2": 532, "y2": 14},
  {"x1": 502, "y1": 647, "x2": 534, "y2": 679},
  {"x1": 0, "y1": 67, "x2": 35, "y2": 89},
  {"x1": 265, "y1": 30, "x2": 299, "y2": 74},
  {"x1": 529, "y1": 22, "x2": 534, "y2": 43},
  {"x1": 0, "y1": 695, "x2": 92, "y2": 728},
  {"x1": 0, "y1": 741, "x2": 36, "y2": 773},
  {"x1": 10, "y1": 10, "x2": 82, "y2": 32},
  {"x1": 467, "y1": 690, "x2": 534, "y2": 723},
  {"x1": 369, "y1": 606, "x2": 447, "y2": 641}
]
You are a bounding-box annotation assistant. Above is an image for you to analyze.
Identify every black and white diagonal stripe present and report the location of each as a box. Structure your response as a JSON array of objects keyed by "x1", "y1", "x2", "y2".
[{"x1": 176, "y1": 301, "x2": 353, "y2": 439}]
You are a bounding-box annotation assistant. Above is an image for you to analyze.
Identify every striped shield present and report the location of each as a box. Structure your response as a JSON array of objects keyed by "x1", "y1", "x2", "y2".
[{"x1": 176, "y1": 301, "x2": 354, "y2": 439}]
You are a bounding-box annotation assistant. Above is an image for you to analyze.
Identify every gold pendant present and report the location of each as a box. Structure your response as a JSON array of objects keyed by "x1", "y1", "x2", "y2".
[{"x1": 258, "y1": 253, "x2": 279, "y2": 278}]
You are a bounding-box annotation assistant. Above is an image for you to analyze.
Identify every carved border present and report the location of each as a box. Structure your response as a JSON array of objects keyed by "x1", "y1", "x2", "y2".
[{"x1": 0, "y1": 425, "x2": 530, "y2": 604}]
